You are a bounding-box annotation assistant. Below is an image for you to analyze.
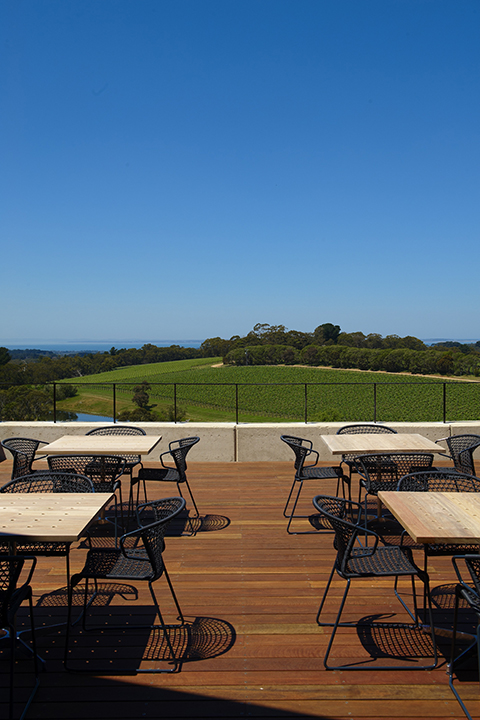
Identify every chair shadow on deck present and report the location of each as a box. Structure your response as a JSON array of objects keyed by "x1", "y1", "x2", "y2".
[
  {"x1": 6, "y1": 598, "x2": 340, "y2": 720},
  {"x1": 35, "y1": 583, "x2": 236, "y2": 673},
  {"x1": 354, "y1": 613, "x2": 447, "y2": 669},
  {"x1": 78, "y1": 511, "x2": 231, "y2": 548},
  {"x1": 348, "y1": 585, "x2": 478, "y2": 672}
]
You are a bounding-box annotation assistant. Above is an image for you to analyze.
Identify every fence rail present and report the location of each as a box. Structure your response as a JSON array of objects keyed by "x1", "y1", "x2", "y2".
[{"x1": 32, "y1": 379, "x2": 480, "y2": 424}]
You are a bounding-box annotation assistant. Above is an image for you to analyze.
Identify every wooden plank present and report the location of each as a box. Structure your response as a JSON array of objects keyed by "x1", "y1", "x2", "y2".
[
  {"x1": 0, "y1": 492, "x2": 114, "y2": 542},
  {"x1": 379, "y1": 491, "x2": 480, "y2": 543},
  {"x1": 321, "y1": 433, "x2": 442, "y2": 455},
  {"x1": 0, "y1": 459, "x2": 474, "y2": 720},
  {"x1": 38, "y1": 435, "x2": 162, "y2": 456}
]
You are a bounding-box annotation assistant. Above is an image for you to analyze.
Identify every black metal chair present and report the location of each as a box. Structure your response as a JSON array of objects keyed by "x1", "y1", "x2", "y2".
[
  {"x1": 0, "y1": 472, "x2": 95, "y2": 596},
  {"x1": 86, "y1": 426, "x2": 147, "y2": 508},
  {"x1": 65, "y1": 496, "x2": 186, "y2": 673},
  {"x1": 355, "y1": 452, "x2": 435, "y2": 527},
  {"x1": 336, "y1": 424, "x2": 397, "y2": 483},
  {"x1": 47, "y1": 455, "x2": 126, "y2": 543},
  {"x1": 312, "y1": 494, "x2": 437, "y2": 671},
  {"x1": 449, "y1": 554, "x2": 480, "y2": 720},
  {"x1": 135, "y1": 437, "x2": 200, "y2": 520},
  {"x1": 397, "y1": 470, "x2": 480, "y2": 572},
  {"x1": 0, "y1": 556, "x2": 42, "y2": 720},
  {"x1": 437, "y1": 434, "x2": 480, "y2": 476},
  {"x1": 280, "y1": 435, "x2": 346, "y2": 534},
  {"x1": 1, "y1": 437, "x2": 48, "y2": 479}
]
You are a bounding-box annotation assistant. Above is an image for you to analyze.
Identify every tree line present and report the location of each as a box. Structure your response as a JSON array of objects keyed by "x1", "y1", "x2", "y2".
[
  {"x1": 0, "y1": 344, "x2": 201, "y2": 420},
  {"x1": 202, "y1": 323, "x2": 480, "y2": 377},
  {"x1": 1, "y1": 322, "x2": 479, "y2": 421}
]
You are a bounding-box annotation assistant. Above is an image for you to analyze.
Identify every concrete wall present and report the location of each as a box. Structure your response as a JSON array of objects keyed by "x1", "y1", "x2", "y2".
[{"x1": 2, "y1": 421, "x2": 480, "y2": 462}]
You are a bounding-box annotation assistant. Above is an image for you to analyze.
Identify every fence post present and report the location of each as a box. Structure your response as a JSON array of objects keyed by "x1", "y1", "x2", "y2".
[
  {"x1": 113, "y1": 384, "x2": 116, "y2": 423},
  {"x1": 174, "y1": 384, "x2": 177, "y2": 423},
  {"x1": 373, "y1": 383, "x2": 377, "y2": 422},
  {"x1": 304, "y1": 384, "x2": 308, "y2": 423},
  {"x1": 53, "y1": 383, "x2": 57, "y2": 423},
  {"x1": 443, "y1": 382, "x2": 447, "y2": 423},
  {"x1": 235, "y1": 385, "x2": 239, "y2": 424}
]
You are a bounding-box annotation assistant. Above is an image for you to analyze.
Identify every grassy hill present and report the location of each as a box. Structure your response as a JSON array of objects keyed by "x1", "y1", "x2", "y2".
[{"x1": 56, "y1": 358, "x2": 480, "y2": 423}]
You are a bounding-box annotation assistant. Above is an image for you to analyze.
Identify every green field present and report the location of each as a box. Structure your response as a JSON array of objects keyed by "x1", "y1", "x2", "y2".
[{"x1": 55, "y1": 358, "x2": 480, "y2": 422}]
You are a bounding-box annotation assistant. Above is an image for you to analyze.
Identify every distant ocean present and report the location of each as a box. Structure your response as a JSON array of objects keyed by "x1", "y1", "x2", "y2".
[
  {"x1": 423, "y1": 338, "x2": 479, "y2": 345},
  {"x1": 2, "y1": 338, "x2": 478, "y2": 352},
  {"x1": 2, "y1": 340, "x2": 204, "y2": 352}
]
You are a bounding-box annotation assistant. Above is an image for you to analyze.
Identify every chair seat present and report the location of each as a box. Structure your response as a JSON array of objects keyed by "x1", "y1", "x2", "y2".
[
  {"x1": 428, "y1": 542, "x2": 480, "y2": 556},
  {"x1": 346, "y1": 546, "x2": 417, "y2": 577},
  {"x1": 137, "y1": 467, "x2": 179, "y2": 483},
  {"x1": 81, "y1": 547, "x2": 155, "y2": 582},
  {"x1": 458, "y1": 583, "x2": 480, "y2": 614},
  {"x1": 301, "y1": 466, "x2": 343, "y2": 480},
  {"x1": 0, "y1": 541, "x2": 70, "y2": 555}
]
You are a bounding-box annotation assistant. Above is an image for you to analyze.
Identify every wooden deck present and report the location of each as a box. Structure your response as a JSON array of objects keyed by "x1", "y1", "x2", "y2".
[{"x1": 1, "y1": 460, "x2": 480, "y2": 720}]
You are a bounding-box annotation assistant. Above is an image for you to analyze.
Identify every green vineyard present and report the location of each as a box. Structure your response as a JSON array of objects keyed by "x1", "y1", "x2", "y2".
[{"x1": 53, "y1": 359, "x2": 480, "y2": 423}]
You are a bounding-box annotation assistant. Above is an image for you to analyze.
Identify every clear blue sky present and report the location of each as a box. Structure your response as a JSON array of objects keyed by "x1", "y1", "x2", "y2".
[{"x1": 1, "y1": 0, "x2": 479, "y2": 345}]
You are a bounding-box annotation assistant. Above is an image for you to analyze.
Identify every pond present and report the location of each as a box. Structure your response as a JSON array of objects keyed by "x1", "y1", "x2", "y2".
[{"x1": 58, "y1": 412, "x2": 114, "y2": 423}]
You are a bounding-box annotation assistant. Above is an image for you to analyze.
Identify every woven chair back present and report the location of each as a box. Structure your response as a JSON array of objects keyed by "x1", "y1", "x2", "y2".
[
  {"x1": 397, "y1": 469, "x2": 480, "y2": 493},
  {"x1": 1, "y1": 437, "x2": 44, "y2": 478},
  {"x1": 0, "y1": 471, "x2": 93, "y2": 494},
  {"x1": 47, "y1": 454, "x2": 125, "y2": 493},
  {"x1": 86, "y1": 425, "x2": 146, "y2": 465},
  {"x1": 444, "y1": 434, "x2": 480, "y2": 475},
  {"x1": 336, "y1": 424, "x2": 397, "y2": 464},
  {"x1": 355, "y1": 453, "x2": 434, "y2": 493},
  {"x1": 137, "y1": 497, "x2": 186, "y2": 580},
  {"x1": 280, "y1": 435, "x2": 312, "y2": 473},
  {"x1": 169, "y1": 437, "x2": 200, "y2": 479},
  {"x1": 312, "y1": 495, "x2": 358, "y2": 575}
]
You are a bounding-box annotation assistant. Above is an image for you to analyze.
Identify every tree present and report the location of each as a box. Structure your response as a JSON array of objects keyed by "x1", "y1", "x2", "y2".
[
  {"x1": 132, "y1": 381, "x2": 151, "y2": 409},
  {"x1": 337, "y1": 331, "x2": 366, "y2": 348},
  {"x1": 200, "y1": 337, "x2": 232, "y2": 357},
  {"x1": 314, "y1": 323, "x2": 341, "y2": 345},
  {"x1": 0, "y1": 347, "x2": 10, "y2": 366},
  {"x1": 0, "y1": 386, "x2": 51, "y2": 420},
  {"x1": 364, "y1": 333, "x2": 383, "y2": 349}
]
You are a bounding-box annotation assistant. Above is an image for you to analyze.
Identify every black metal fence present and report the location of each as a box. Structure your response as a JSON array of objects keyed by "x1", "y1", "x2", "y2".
[{"x1": 35, "y1": 379, "x2": 480, "y2": 424}]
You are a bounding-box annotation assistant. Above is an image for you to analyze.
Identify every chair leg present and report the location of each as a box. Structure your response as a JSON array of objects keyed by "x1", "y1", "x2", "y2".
[
  {"x1": 162, "y1": 565, "x2": 185, "y2": 624},
  {"x1": 127, "y1": 473, "x2": 148, "y2": 526},
  {"x1": 181, "y1": 479, "x2": 199, "y2": 518},
  {"x1": 448, "y1": 591, "x2": 477, "y2": 720},
  {"x1": 9, "y1": 592, "x2": 42, "y2": 720},
  {"x1": 174, "y1": 484, "x2": 197, "y2": 536},
  {"x1": 336, "y1": 474, "x2": 352, "y2": 503},
  {"x1": 316, "y1": 564, "x2": 337, "y2": 626},
  {"x1": 283, "y1": 477, "x2": 297, "y2": 518},
  {"x1": 323, "y1": 578, "x2": 352, "y2": 669},
  {"x1": 146, "y1": 581, "x2": 182, "y2": 673},
  {"x1": 287, "y1": 479, "x2": 335, "y2": 535},
  {"x1": 286, "y1": 480, "x2": 303, "y2": 533}
]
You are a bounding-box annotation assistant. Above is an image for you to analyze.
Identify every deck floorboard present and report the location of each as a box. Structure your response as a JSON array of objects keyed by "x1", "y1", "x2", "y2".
[{"x1": 0, "y1": 460, "x2": 479, "y2": 719}]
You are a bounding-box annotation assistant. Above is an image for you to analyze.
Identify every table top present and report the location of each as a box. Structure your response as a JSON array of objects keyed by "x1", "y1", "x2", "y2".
[
  {"x1": 378, "y1": 491, "x2": 480, "y2": 544},
  {"x1": 0, "y1": 493, "x2": 114, "y2": 542},
  {"x1": 321, "y1": 433, "x2": 442, "y2": 456},
  {"x1": 38, "y1": 434, "x2": 162, "y2": 456}
]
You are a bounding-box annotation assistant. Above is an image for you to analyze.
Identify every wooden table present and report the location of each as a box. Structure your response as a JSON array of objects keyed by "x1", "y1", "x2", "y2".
[
  {"x1": 38, "y1": 435, "x2": 162, "y2": 457},
  {"x1": 321, "y1": 432, "x2": 443, "y2": 456},
  {"x1": 0, "y1": 493, "x2": 115, "y2": 544},
  {"x1": 0, "y1": 492, "x2": 114, "y2": 652},
  {"x1": 378, "y1": 491, "x2": 480, "y2": 544}
]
